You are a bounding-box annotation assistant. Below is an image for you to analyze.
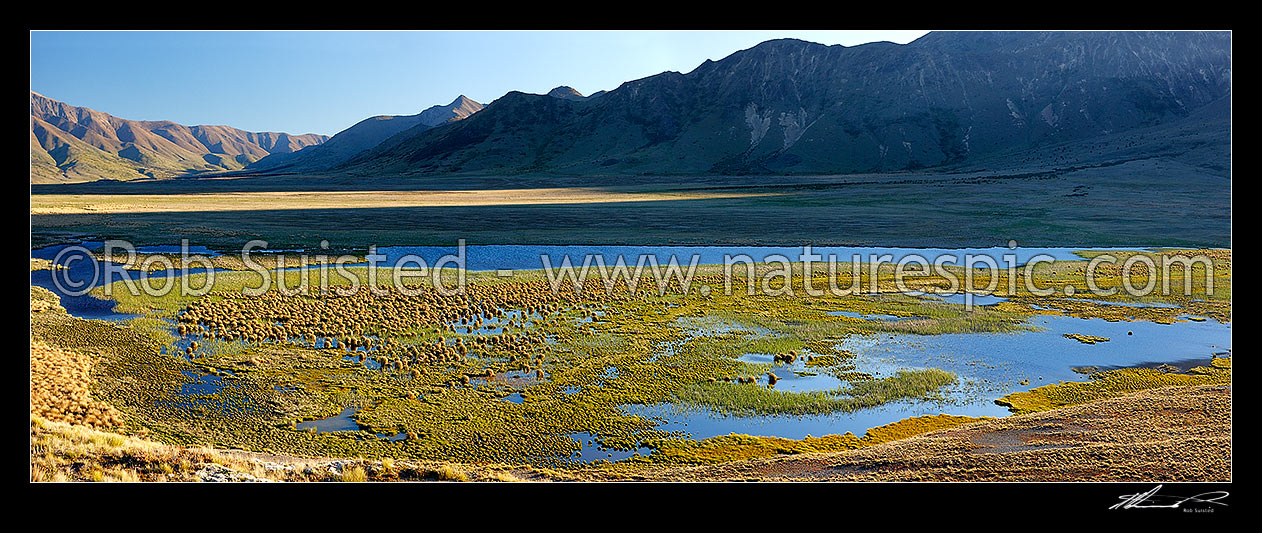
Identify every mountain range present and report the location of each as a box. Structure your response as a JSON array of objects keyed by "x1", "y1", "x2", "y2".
[
  {"x1": 30, "y1": 91, "x2": 328, "y2": 183},
  {"x1": 337, "y1": 31, "x2": 1230, "y2": 176},
  {"x1": 31, "y1": 31, "x2": 1231, "y2": 183}
]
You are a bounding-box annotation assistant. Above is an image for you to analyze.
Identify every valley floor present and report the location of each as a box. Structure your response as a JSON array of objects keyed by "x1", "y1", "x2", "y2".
[{"x1": 31, "y1": 163, "x2": 1230, "y2": 249}]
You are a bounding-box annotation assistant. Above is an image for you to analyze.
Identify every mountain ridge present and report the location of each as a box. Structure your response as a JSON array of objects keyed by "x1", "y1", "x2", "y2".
[
  {"x1": 30, "y1": 91, "x2": 328, "y2": 183},
  {"x1": 32, "y1": 31, "x2": 1231, "y2": 182},
  {"x1": 337, "y1": 31, "x2": 1230, "y2": 177},
  {"x1": 245, "y1": 95, "x2": 484, "y2": 173}
]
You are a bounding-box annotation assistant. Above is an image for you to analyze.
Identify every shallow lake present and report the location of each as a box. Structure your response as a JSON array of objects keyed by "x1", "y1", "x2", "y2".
[
  {"x1": 31, "y1": 242, "x2": 216, "y2": 321},
  {"x1": 633, "y1": 312, "x2": 1229, "y2": 441},
  {"x1": 371, "y1": 244, "x2": 1134, "y2": 271}
]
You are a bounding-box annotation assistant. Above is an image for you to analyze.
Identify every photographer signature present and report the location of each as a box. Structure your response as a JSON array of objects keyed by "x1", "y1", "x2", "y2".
[{"x1": 1111, "y1": 485, "x2": 1229, "y2": 510}]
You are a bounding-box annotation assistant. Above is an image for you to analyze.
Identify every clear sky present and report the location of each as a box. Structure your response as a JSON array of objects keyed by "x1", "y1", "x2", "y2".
[{"x1": 30, "y1": 30, "x2": 930, "y2": 137}]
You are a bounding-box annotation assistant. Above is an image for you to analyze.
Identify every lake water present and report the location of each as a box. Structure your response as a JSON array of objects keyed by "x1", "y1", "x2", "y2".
[
  {"x1": 632, "y1": 312, "x2": 1230, "y2": 440},
  {"x1": 29, "y1": 241, "x2": 1152, "y2": 321},
  {"x1": 371, "y1": 244, "x2": 1132, "y2": 271},
  {"x1": 31, "y1": 242, "x2": 216, "y2": 320}
]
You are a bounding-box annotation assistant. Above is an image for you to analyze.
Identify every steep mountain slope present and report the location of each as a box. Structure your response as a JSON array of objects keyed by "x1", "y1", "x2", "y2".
[
  {"x1": 29, "y1": 92, "x2": 327, "y2": 183},
  {"x1": 341, "y1": 31, "x2": 1230, "y2": 176},
  {"x1": 248, "y1": 95, "x2": 483, "y2": 173}
]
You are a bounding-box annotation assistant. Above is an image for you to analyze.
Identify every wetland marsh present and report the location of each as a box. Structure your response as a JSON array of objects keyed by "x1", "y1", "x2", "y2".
[{"x1": 29, "y1": 243, "x2": 1231, "y2": 469}]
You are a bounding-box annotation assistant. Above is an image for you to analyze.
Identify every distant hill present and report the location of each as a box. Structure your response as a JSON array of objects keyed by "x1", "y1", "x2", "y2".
[
  {"x1": 546, "y1": 86, "x2": 588, "y2": 101},
  {"x1": 247, "y1": 95, "x2": 483, "y2": 173},
  {"x1": 338, "y1": 31, "x2": 1230, "y2": 176},
  {"x1": 29, "y1": 92, "x2": 327, "y2": 183}
]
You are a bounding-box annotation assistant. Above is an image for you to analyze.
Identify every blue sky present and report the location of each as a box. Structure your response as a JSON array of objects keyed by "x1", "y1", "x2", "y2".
[{"x1": 30, "y1": 30, "x2": 930, "y2": 136}]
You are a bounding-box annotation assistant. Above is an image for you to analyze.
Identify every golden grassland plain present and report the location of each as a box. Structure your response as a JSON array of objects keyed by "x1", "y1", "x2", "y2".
[
  {"x1": 29, "y1": 187, "x2": 777, "y2": 215},
  {"x1": 29, "y1": 249, "x2": 1231, "y2": 480}
]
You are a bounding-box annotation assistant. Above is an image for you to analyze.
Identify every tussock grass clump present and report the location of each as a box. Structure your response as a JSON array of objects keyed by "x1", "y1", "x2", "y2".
[
  {"x1": 339, "y1": 465, "x2": 367, "y2": 482},
  {"x1": 432, "y1": 464, "x2": 469, "y2": 482},
  {"x1": 804, "y1": 355, "x2": 838, "y2": 368},
  {"x1": 30, "y1": 338, "x2": 124, "y2": 429}
]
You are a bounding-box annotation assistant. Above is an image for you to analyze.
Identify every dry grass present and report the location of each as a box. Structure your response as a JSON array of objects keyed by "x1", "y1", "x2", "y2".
[
  {"x1": 339, "y1": 466, "x2": 367, "y2": 482},
  {"x1": 30, "y1": 188, "x2": 774, "y2": 215},
  {"x1": 31, "y1": 258, "x2": 63, "y2": 271},
  {"x1": 30, "y1": 286, "x2": 62, "y2": 314},
  {"x1": 482, "y1": 470, "x2": 524, "y2": 482},
  {"x1": 30, "y1": 415, "x2": 222, "y2": 482},
  {"x1": 30, "y1": 414, "x2": 559, "y2": 482},
  {"x1": 29, "y1": 414, "x2": 483, "y2": 482},
  {"x1": 30, "y1": 338, "x2": 124, "y2": 429},
  {"x1": 432, "y1": 464, "x2": 469, "y2": 482}
]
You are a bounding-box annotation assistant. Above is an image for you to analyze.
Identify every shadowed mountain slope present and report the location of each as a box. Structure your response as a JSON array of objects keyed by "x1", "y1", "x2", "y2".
[
  {"x1": 246, "y1": 95, "x2": 483, "y2": 173},
  {"x1": 340, "y1": 31, "x2": 1230, "y2": 177}
]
